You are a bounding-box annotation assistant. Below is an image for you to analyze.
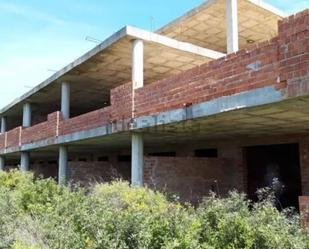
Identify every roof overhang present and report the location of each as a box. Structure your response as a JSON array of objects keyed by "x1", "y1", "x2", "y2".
[
  {"x1": 0, "y1": 25, "x2": 225, "y2": 117},
  {"x1": 157, "y1": 0, "x2": 286, "y2": 52}
]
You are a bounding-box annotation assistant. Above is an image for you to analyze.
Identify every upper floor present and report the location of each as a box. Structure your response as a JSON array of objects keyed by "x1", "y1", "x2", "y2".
[{"x1": 0, "y1": 1, "x2": 307, "y2": 154}]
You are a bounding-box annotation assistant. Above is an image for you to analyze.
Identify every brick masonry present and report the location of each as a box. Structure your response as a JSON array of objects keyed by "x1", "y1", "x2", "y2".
[
  {"x1": 0, "y1": 10, "x2": 307, "y2": 212},
  {"x1": 0, "y1": 10, "x2": 307, "y2": 152},
  {"x1": 135, "y1": 38, "x2": 280, "y2": 117},
  {"x1": 300, "y1": 139, "x2": 309, "y2": 195},
  {"x1": 58, "y1": 107, "x2": 112, "y2": 136},
  {"x1": 68, "y1": 161, "x2": 130, "y2": 186},
  {"x1": 134, "y1": 10, "x2": 308, "y2": 117},
  {"x1": 144, "y1": 156, "x2": 244, "y2": 203},
  {"x1": 299, "y1": 196, "x2": 309, "y2": 228},
  {"x1": 22, "y1": 112, "x2": 59, "y2": 144},
  {"x1": 279, "y1": 9, "x2": 309, "y2": 97}
]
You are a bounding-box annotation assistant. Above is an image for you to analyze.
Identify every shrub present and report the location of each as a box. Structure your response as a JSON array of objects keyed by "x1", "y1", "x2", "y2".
[{"x1": 0, "y1": 170, "x2": 308, "y2": 249}]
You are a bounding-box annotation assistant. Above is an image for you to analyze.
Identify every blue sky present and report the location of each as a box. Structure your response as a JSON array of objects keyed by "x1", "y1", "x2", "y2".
[{"x1": 0, "y1": 0, "x2": 307, "y2": 108}]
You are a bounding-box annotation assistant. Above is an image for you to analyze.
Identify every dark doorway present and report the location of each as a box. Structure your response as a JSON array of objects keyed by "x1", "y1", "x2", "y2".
[{"x1": 246, "y1": 143, "x2": 301, "y2": 209}]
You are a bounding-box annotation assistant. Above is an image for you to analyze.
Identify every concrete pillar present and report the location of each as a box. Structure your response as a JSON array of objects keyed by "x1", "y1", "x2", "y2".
[
  {"x1": 58, "y1": 145, "x2": 68, "y2": 185},
  {"x1": 131, "y1": 133, "x2": 144, "y2": 186},
  {"x1": 1, "y1": 116, "x2": 7, "y2": 134},
  {"x1": 132, "y1": 39, "x2": 144, "y2": 89},
  {"x1": 226, "y1": 0, "x2": 239, "y2": 53},
  {"x1": 20, "y1": 152, "x2": 30, "y2": 171},
  {"x1": 61, "y1": 82, "x2": 70, "y2": 120},
  {"x1": 0, "y1": 156, "x2": 4, "y2": 171},
  {"x1": 22, "y1": 102, "x2": 32, "y2": 127}
]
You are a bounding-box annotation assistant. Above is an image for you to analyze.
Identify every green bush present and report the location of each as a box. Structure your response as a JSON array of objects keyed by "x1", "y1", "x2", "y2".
[{"x1": 0, "y1": 170, "x2": 308, "y2": 249}]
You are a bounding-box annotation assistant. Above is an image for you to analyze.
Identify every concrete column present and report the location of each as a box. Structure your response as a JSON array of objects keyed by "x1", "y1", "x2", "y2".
[
  {"x1": 1, "y1": 116, "x2": 7, "y2": 134},
  {"x1": 0, "y1": 156, "x2": 4, "y2": 171},
  {"x1": 22, "y1": 102, "x2": 32, "y2": 127},
  {"x1": 61, "y1": 82, "x2": 70, "y2": 120},
  {"x1": 58, "y1": 145, "x2": 68, "y2": 185},
  {"x1": 131, "y1": 133, "x2": 144, "y2": 186},
  {"x1": 20, "y1": 152, "x2": 30, "y2": 171},
  {"x1": 226, "y1": 0, "x2": 239, "y2": 53},
  {"x1": 132, "y1": 39, "x2": 144, "y2": 89}
]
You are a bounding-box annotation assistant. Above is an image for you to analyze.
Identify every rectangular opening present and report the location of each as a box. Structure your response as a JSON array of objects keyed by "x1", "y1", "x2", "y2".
[
  {"x1": 194, "y1": 148, "x2": 218, "y2": 158},
  {"x1": 118, "y1": 155, "x2": 131, "y2": 162},
  {"x1": 246, "y1": 143, "x2": 302, "y2": 209},
  {"x1": 97, "y1": 156, "x2": 109, "y2": 162},
  {"x1": 148, "y1": 151, "x2": 176, "y2": 157}
]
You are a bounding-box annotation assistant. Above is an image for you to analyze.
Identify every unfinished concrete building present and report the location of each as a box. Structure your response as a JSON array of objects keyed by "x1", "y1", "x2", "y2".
[{"x1": 0, "y1": 0, "x2": 308, "y2": 210}]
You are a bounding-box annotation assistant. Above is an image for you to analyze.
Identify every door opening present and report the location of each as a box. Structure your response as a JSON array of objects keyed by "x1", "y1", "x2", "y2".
[{"x1": 246, "y1": 143, "x2": 301, "y2": 209}]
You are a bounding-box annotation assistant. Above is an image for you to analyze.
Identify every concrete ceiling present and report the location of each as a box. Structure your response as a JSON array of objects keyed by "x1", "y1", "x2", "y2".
[
  {"x1": 6, "y1": 96, "x2": 309, "y2": 162},
  {"x1": 157, "y1": 0, "x2": 285, "y2": 53},
  {"x1": 1, "y1": 26, "x2": 224, "y2": 125}
]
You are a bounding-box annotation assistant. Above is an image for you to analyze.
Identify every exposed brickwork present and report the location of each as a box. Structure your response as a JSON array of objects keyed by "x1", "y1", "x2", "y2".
[
  {"x1": 6, "y1": 127, "x2": 21, "y2": 149},
  {"x1": 22, "y1": 112, "x2": 60, "y2": 144},
  {"x1": 110, "y1": 82, "x2": 132, "y2": 120},
  {"x1": 0, "y1": 10, "x2": 308, "y2": 156},
  {"x1": 144, "y1": 156, "x2": 242, "y2": 203},
  {"x1": 69, "y1": 161, "x2": 130, "y2": 186},
  {"x1": 133, "y1": 10, "x2": 308, "y2": 117},
  {"x1": 135, "y1": 38, "x2": 280, "y2": 116},
  {"x1": 58, "y1": 107, "x2": 111, "y2": 136},
  {"x1": 0, "y1": 134, "x2": 5, "y2": 150},
  {"x1": 299, "y1": 196, "x2": 309, "y2": 228},
  {"x1": 219, "y1": 146, "x2": 246, "y2": 193},
  {"x1": 300, "y1": 139, "x2": 309, "y2": 195},
  {"x1": 31, "y1": 163, "x2": 58, "y2": 179},
  {"x1": 279, "y1": 9, "x2": 309, "y2": 97}
]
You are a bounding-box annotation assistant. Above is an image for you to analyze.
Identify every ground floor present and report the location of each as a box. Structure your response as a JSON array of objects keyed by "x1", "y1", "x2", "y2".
[
  {"x1": 1, "y1": 95, "x2": 309, "y2": 222},
  {"x1": 2, "y1": 132, "x2": 309, "y2": 210}
]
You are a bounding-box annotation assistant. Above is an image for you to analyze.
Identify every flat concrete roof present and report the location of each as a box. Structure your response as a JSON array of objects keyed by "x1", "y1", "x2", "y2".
[
  {"x1": 0, "y1": 25, "x2": 225, "y2": 120},
  {"x1": 157, "y1": 0, "x2": 286, "y2": 52}
]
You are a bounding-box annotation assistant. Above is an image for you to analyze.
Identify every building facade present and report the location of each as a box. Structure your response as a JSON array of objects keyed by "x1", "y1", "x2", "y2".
[{"x1": 0, "y1": 0, "x2": 308, "y2": 210}]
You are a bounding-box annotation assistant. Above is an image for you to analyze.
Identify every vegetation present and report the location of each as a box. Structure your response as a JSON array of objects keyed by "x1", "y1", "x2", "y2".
[{"x1": 0, "y1": 170, "x2": 308, "y2": 249}]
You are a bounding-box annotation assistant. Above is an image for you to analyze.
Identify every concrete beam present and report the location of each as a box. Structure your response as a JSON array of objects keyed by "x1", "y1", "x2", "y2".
[
  {"x1": 61, "y1": 82, "x2": 70, "y2": 120},
  {"x1": 131, "y1": 133, "x2": 144, "y2": 186},
  {"x1": 1, "y1": 116, "x2": 6, "y2": 134},
  {"x1": 126, "y1": 26, "x2": 225, "y2": 59},
  {"x1": 132, "y1": 39, "x2": 144, "y2": 90},
  {"x1": 226, "y1": 0, "x2": 239, "y2": 53},
  {"x1": 20, "y1": 152, "x2": 30, "y2": 171},
  {"x1": 58, "y1": 145, "x2": 68, "y2": 185},
  {"x1": 0, "y1": 156, "x2": 4, "y2": 171},
  {"x1": 22, "y1": 102, "x2": 32, "y2": 128},
  {"x1": 0, "y1": 86, "x2": 283, "y2": 156}
]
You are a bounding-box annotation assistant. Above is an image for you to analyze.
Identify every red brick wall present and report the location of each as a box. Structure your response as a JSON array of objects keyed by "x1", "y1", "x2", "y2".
[
  {"x1": 219, "y1": 146, "x2": 246, "y2": 193},
  {"x1": 0, "y1": 10, "x2": 308, "y2": 152},
  {"x1": 31, "y1": 163, "x2": 58, "y2": 179},
  {"x1": 279, "y1": 9, "x2": 309, "y2": 97},
  {"x1": 0, "y1": 134, "x2": 5, "y2": 150},
  {"x1": 6, "y1": 127, "x2": 21, "y2": 148},
  {"x1": 110, "y1": 82, "x2": 132, "y2": 120},
  {"x1": 144, "y1": 156, "x2": 242, "y2": 203},
  {"x1": 134, "y1": 38, "x2": 280, "y2": 117},
  {"x1": 134, "y1": 10, "x2": 309, "y2": 117},
  {"x1": 58, "y1": 107, "x2": 111, "y2": 136},
  {"x1": 22, "y1": 112, "x2": 60, "y2": 144},
  {"x1": 69, "y1": 161, "x2": 130, "y2": 186},
  {"x1": 299, "y1": 196, "x2": 309, "y2": 228}
]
